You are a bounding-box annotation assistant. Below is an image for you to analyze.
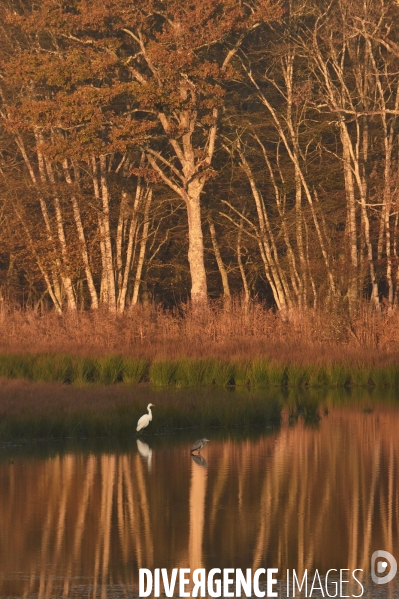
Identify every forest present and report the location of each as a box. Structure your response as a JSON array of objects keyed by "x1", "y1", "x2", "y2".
[{"x1": 1, "y1": 0, "x2": 399, "y2": 320}]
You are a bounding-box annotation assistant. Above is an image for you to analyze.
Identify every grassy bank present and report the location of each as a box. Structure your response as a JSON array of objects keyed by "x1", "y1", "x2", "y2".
[{"x1": 0, "y1": 353, "x2": 399, "y2": 389}]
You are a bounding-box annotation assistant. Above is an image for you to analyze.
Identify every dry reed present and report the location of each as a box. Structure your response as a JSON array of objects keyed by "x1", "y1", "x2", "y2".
[{"x1": 0, "y1": 300, "x2": 398, "y2": 367}]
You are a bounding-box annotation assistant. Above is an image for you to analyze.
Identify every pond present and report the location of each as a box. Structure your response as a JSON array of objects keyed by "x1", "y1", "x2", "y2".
[{"x1": 1, "y1": 390, "x2": 399, "y2": 598}]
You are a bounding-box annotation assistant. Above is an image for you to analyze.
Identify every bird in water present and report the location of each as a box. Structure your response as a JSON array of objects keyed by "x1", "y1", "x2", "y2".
[
  {"x1": 136, "y1": 403, "x2": 155, "y2": 433},
  {"x1": 190, "y1": 438, "x2": 210, "y2": 454}
]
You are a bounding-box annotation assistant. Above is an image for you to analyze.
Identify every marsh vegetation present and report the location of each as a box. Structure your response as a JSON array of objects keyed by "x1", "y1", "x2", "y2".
[{"x1": 0, "y1": 352, "x2": 397, "y2": 390}]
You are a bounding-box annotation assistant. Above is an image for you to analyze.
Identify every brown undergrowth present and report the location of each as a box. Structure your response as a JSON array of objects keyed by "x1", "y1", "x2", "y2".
[{"x1": 0, "y1": 299, "x2": 398, "y2": 366}]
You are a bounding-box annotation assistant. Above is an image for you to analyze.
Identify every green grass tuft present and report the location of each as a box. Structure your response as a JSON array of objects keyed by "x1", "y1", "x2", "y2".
[
  {"x1": 0, "y1": 354, "x2": 35, "y2": 380},
  {"x1": 149, "y1": 359, "x2": 178, "y2": 386},
  {"x1": 233, "y1": 360, "x2": 251, "y2": 386},
  {"x1": 94, "y1": 355, "x2": 124, "y2": 385},
  {"x1": 307, "y1": 366, "x2": 331, "y2": 387},
  {"x1": 31, "y1": 354, "x2": 72, "y2": 383},
  {"x1": 211, "y1": 360, "x2": 235, "y2": 387},
  {"x1": 325, "y1": 363, "x2": 351, "y2": 387},
  {"x1": 69, "y1": 356, "x2": 98, "y2": 385},
  {"x1": 175, "y1": 359, "x2": 210, "y2": 386},
  {"x1": 349, "y1": 366, "x2": 372, "y2": 387},
  {"x1": 248, "y1": 358, "x2": 270, "y2": 388},
  {"x1": 287, "y1": 365, "x2": 309, "y2": 387},
  {"x1": 370, "y1": 366, "x2": 399, "y2": 388},
  {"x1": 122, "y1": 357, "x2": 149, "y2": 384},
  {"x1": 268, "y1": 361, "x2": 287, "y2": 386}
]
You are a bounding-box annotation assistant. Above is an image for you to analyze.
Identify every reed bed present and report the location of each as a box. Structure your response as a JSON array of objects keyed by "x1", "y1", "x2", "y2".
[
  {"x1": 1, "y1": 301, "x2": 399, "y2": 368},
  {"x1": 1, "y1": 353, "x2": 399, "y2": 389}
]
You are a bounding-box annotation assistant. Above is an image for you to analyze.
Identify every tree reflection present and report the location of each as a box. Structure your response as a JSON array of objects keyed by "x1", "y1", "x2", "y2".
[{"x1": 0, "y1": 406, "x2": 399, "y2": 597}]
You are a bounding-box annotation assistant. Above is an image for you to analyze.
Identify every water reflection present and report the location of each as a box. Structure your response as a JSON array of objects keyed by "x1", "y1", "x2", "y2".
[
  {"x1": 0, "y1": 405, "x2": 399, "y2": 597},
  {"x1": 191, "y1": 454, "x2": 207, "y2": 468},
  {"x1": 137, "y1": 439, "x2": 153, "y2": 472},
  {"x1": 189, "y1": 448, "x2": 207, "y2": 575}
]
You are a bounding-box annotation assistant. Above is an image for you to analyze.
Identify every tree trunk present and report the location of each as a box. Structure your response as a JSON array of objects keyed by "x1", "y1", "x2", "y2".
[
  {"x1": 99, "y1": 155, "x2": 116, "y2": 311},
  {"x1": 238, "y1": 149, "x2": 291, "y2": 311},
  {"x1": 237, "y1": 218, "x2": 250, "y2": 308},
  {"x1": 186, "y1": 181, "x2": 208, "y2": 304},
  {"x1": 117, "y1": 181, "x2": 150, "y2": 311},
  {"x1": 131, "y1": 188, "x2": 153, "y2": 307},
  {"x1": 208, "y1": 217, "x2": 231, "y2": 299},
  {"x1": 62, "y1": 159, "x2": 98, "y2": 310},
  {"x1": 15, "y1": 134, "x2": 64, "y2": 311},
  {"x1": 341, "y1": 126, "x2": 359, "y2": 307}
]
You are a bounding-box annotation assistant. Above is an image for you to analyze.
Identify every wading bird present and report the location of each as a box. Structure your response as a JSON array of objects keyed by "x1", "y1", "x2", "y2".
[
  {"x1": 190, "y1": 438, "x2": 210, "y2": 454},
  {"x1": 136, "y1": 403, "x2": 155, "y2": 433}
]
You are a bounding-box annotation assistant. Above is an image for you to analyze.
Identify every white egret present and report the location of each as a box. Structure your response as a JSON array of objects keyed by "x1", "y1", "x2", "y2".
[
  {"x1": 190, "y1": 438, "x2": 209, "y2": 454},
  {"x1": 136, "y1": 403, "x2": 155, "y2": 432}
]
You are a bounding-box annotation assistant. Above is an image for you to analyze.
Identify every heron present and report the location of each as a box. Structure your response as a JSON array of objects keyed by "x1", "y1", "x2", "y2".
[
  {"x1": 190, "y1": 438, "x2": 210, "y2": 454},
  {"x1": 136, "y1": 403, "x2": 155, "y2": 433}
]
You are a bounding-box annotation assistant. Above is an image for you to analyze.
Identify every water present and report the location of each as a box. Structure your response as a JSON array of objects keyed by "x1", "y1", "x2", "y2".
[{"x1": 1, "y1": 394, "x2": 399, "y2": 598}]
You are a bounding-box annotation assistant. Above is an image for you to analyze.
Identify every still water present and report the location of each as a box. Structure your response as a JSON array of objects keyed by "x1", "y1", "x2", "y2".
[{"x1": 1, "y1": 394, "x2": 399, "y2": 598}]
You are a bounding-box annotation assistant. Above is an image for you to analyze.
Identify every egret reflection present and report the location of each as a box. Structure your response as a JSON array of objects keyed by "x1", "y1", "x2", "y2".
[{"x1": 136, "y1": 439, "x2": 152, "y2": 471}]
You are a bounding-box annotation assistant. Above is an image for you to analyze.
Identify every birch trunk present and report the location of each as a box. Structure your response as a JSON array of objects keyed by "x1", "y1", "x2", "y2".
[
  {"x1": 281, "y1": 51, "x2": 307, "y2": 305},
  {"x1": 208, "y1": 217, "x2": 231, "y2": 299},
  {"x1": 15, "y1": 134, "x2": 63, "y2": 309},
  {"x1": 62, "y1": 159, "x2": 99, "y2": 309},
  {"x1": 294, "y1": 170, "x2": 306, "y2": 305},
  {"x1": 186, "y1": 180, "x2": 208, "y2": 304},
  {"x1": 99, "y1": 155, "x2": 116, "y2": 311},
  {"x1": 90, "y1": 158, "x2": 109, "y2": 304},
  {"x1": 345, "y1": 124, "x2": 380, "y2": 310},
  {"x1": 116, "y1": 191, "x2": 128, "y2": 292},
  {"x1": 13, "y1": 206, "x2": 62, "y2": 313},
  {"x1": 246, "y1": 70, "x2": 336, "y2": 299},
  {"x1": 255, "y1": 135, "x2": 301, "y2": 303},
  {"x1": 117, "y1": 181, "x2": 149, "y2": 311},
  {"x1": 34, "y1": 132, "x2": 66, "y2": 306},
  {"x1": 44, "y1": 158, "x2": 77, "y2": 311},
  {"x1": 238, "y1": 149, "x2": 291, "y2": 311},
  {"x1": 341, "y1": 127, "x2": 359, "y2": 306},
  {"x1": 395, "y1": 212, "x2": 399, "y2": 305},
  {"x1": 147, "y1": 102, "x2": 214, "y2": 304},
  {"x1": 91, "y1": 156, "x2": 116, "y2": 310},
  {"x1": 237, "y1": 218, "x2": 250, "y2": 308},
  {"x1": 131, "y1": 188, "x2": 153, "y2": 307}
]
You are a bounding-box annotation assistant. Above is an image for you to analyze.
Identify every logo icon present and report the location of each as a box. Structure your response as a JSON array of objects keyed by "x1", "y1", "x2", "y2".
[{"x1": 371, "y1": 550, "x2": 397, "y2": 584}]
